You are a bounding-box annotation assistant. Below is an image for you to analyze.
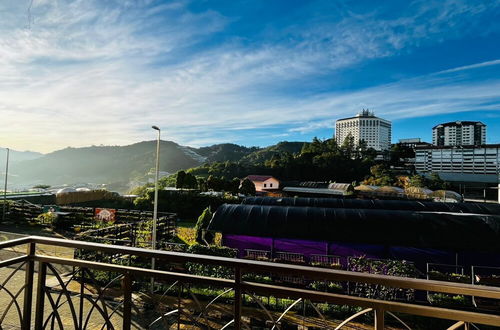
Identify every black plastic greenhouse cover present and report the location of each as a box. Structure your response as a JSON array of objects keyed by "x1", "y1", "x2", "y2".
[
  {"x1": 242, "y1": 197, "x2": 500, "y2": 215},
  {"x1": 209, "y1": 204, "x2": 500, "y2": 252}
]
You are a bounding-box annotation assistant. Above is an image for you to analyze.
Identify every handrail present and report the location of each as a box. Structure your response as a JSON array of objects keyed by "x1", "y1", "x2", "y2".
[
  {"x1": 0, "y1": 236, "x2": 31, "y2": 249},
  {"x1": 0, "y1": 236, "x2": 500, "y2": 328},
  {"x1": 19, "y1": 235, "x2": 500, "y2": 300}
]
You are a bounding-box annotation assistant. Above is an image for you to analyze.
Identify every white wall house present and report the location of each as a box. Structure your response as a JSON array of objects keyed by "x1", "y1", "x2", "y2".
[{"x1": 245, "y1": 175, "x2": 280, "y2": 192}]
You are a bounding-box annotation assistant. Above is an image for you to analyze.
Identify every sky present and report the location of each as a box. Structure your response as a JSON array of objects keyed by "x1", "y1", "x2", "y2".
[{"x1": 1, "y1": 0, "x2": 500, "y2": 153}]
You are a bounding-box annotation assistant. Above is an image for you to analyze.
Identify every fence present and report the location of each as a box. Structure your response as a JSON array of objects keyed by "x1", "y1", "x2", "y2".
[{"x1": 0, "y1": 236, "x2": 499, "y2": 329}]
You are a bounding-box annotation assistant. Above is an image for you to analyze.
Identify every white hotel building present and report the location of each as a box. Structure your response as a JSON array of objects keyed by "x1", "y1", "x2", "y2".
[{"x1": 335, "y1": 110, "x2": 392, "y2": 151}]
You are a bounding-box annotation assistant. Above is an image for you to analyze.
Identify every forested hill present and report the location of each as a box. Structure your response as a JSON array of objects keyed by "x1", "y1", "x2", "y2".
[
  {"x1": 240, "y1": 142, "x2": 305, "y2": 163},
  {"x1": 191, "y1": 142, "x2": 305, "y2": 163},
  {"x1": 10, "y1": 141, "x2": 200, "y2": 186},
  {"x1": 7, "y1": 140, "x2": 308, "y2": 189},
  {"x1": 192, "y1": 143, "x2": 260, "y2": 163}
]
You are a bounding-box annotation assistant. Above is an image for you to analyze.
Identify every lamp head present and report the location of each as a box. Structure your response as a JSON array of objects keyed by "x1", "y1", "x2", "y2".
[{"x1": 152, "y1": 126, "x2": 160, "y2": 131}]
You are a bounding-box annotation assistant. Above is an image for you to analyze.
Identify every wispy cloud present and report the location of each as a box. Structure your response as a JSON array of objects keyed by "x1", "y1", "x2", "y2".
[
  {"x1": 437, "y1": 59, "x2": 500, "y2": 74},
  {"x1": 0, "y1": 0, "x2": 499, "y2": 152}
]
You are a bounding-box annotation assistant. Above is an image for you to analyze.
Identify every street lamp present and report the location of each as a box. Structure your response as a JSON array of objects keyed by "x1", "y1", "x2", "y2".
[
  {"x1": 2, "y1": 148, "x2": 9, "y2": 223},
  {"x1": 151, "y1": 126, "x2": 160, "y2": 292}
]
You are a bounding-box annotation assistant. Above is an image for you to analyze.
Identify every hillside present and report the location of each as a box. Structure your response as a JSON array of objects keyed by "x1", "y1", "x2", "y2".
[
  {"x1": 6, "y1": 140, "x2": 308, "y2": 191},
  {"x1": 10, "y1": 141, "x2": 201, "y2": 187},
  {"x1": 0, "y1": 148, "x2": 43, "y2": 165},
  {"x1": 240, "y1": 141, "x2": 306, "y2": 164},
  {"x1": 193, "y1": 143, "x2": 260, "y2": 163}
]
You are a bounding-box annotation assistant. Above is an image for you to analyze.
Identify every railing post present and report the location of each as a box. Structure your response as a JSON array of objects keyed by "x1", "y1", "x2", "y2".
[
  {"x1": 22, "y1": 242, "x2": 36, "y2": 330},
  {"x1": 374, "y1": 308, "x2": 385, "y2": 330},
  {"x1": 34, "y1": 262, "x2": 47, "y2": 330},
  {"x1": 234, "y1": 267, "x2": 242, "y2": 330},
  {"x1": 79, "y1": 268, "x2": 85, "y2": 330},
  {"x1": 122, "y1": 272, "x2": 132, "y2": 330}
]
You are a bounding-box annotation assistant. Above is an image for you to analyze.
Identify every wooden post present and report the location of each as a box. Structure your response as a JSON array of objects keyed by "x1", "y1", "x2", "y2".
[
  {"x1": 79, "y1": 268, "x2": 85, "y2": 330},
  {"x1": 234, "y1": 267, "x2": 242, "y2": 330},
  {"x1": 22, "y1": 242, "x2": 36, "y2": 330},
  {"x1": 122, "y1": 272, "x2": 132, "y2": 330},
  {"x1": 34, "y1": 262, "x2": 47, "y2": 330},
  {"x1": 374, "y1": 308, "x2": 385, "y2": 330}
]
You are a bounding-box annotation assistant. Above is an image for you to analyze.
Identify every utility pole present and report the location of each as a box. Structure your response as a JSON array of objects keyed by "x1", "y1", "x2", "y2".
[
  {"x1": 151, "y1": 126, "x2": 161, "y2": 293},
  {"x1": 2, "y1": 148, "x2": 9, "y2": 222}
]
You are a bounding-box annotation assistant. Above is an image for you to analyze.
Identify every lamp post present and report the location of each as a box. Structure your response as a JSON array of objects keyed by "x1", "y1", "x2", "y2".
[
  {"x1": 151, "y1": 126, "x2": 160, "y2": 292},
  {"x1": 2, "y1": 148, "x2": 9, "y2": 223}
]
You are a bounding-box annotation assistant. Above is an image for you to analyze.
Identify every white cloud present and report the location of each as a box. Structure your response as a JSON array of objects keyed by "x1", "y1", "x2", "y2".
[{"x1": 0, "y1": 0, "x2": 499, "y2": 152}]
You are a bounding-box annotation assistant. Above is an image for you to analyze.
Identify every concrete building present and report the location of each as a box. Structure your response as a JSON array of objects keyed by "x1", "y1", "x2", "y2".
[
  {"x1": 432, "y1": 121, "x2": 486, "y2": 146},
  {"x1": 335, "y1": 110, "x2": 392, "y2": 151},
  {"x1": 398, "y1": 138, "x2": 426, "y2": 148},
  {"x1": 415, "y1": 144, "x2": 500, "y2": 183}
]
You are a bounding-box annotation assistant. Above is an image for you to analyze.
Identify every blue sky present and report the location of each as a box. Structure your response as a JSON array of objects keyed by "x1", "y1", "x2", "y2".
[{"x1": 1, "y1": 0, "x2": 499, "y2": 152}]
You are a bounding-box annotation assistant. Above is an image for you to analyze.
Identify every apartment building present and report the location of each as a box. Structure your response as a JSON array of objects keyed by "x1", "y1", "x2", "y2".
[{"x1": 432, "y1": 121, "x2": 486, "y2": 146}]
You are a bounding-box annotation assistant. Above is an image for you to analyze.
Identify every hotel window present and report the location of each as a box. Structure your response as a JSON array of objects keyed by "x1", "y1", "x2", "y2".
[
  {"x1": 270, "y1": 183, "x2": 273, "y2": 187},
  {"x1": 264, "y1": 183, "x2": 267, "y2": 188}
]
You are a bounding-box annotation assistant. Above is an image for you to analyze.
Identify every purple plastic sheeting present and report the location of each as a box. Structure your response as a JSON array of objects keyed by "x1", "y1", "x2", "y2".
[
  {"x1": 224, "y1": 235, "x2": 387, "y2": 265},
  {"x1": 223, "y1": 234, "x2": 500, "y2": 271}
]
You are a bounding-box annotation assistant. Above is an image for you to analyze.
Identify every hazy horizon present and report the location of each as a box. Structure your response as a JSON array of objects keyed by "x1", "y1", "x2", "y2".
[{"x1": 1, "y1": 1, "x2": 500, "y2": 153}]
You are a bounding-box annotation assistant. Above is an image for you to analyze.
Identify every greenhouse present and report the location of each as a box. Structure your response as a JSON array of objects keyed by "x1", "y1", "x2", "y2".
[
  {"x1": 241, "y1": 196, "x2": 500, "y2": 214},
  {"x1": 208, "y1": 202, "x2": 500, "y2": 271}
]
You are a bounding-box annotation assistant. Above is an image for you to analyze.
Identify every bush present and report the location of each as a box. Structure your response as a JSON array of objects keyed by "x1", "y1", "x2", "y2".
[
  {"x1": 35, "y1": 212, "x2": 58, "y2": 226},
  {"x1": 194, "y1": 207, "x2": 213, "y2": 244}
]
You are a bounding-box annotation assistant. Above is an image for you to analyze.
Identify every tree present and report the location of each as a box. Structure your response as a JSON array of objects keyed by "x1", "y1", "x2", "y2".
[
  {"x1": 176, "y1": 171, "x2": 186, "y2": 189},
  {"x1": 33, "y1": 184, "x2": 51, "y2": 190},
  {"x1": 184, "y1": 173, "x2": 198, "y2": 189},
  {"x1": 197, "y1": 178, "x2": 207, "y2": 192},
  {"x1": 239, "y1": 178, "x2": 256, "y2": 195},
  {"x1": 194, "y1": 207, "x2": 214, "y2": 244},
  {"x1": 341, "y1": 134, "x2": 356, "y2": 159},
  {"x1": 427, "y1": 172, "x2": 447, "y2": 190},
  {"x1": 207, "y1": 175, "x2": 224, "y2": 191},
  {"x1": 389, "y1": 143, "x2": 415, "y2": 166},
  {"x1": 409, "y1": 174, "x2": 425, "y2": 188},
  {"x1": 229, "y1": 178, "x2": 240, "y2": 194},
  {"x1": 363, "y1": 164, "x2": 394, "y2": 186}
]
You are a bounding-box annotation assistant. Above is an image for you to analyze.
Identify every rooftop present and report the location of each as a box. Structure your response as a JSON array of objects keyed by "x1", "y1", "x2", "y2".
[
  {"x1": 245, "y1": 175, "x2": 276, "y2": 182},
  {"x1": 336, "y1": 109, "x2": 390, "y2": 122},
  {"x1": 433, "y1": 121, "x2": 486, "y2": 129}
]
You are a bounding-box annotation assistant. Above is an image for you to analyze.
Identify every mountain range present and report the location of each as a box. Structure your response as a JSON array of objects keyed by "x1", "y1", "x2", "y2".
[{"x1": 4, "y1": 140, "x2": 305, "y2": 192}]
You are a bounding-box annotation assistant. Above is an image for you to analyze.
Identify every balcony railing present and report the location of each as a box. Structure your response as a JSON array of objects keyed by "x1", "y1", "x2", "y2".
[{"x1": 0, "y1": 236, "x2": 499, "y2": 329}]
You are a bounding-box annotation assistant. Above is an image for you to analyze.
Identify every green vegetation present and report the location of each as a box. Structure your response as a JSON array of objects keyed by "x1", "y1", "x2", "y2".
[
  {"x1": 194, "y1": 143, "x2": 260, "y2": 162},
  {"x1": 188, "y1": 137, "x2": 377, "y2": 183},
  {"x1": 33, "y1": 184, "x2": 51, "y2": 190},
  {"x1": 175, "y1": 170, "x2": 198, "y2": 189},
  {"x1": 134, "y1": 189, "x2": 238, "y2": 220},
  {"x1": 194, "y1": 207, "x2": 213, "y2": 244},
  {"x1": 239, "y1": 178, "x2": 256, "y2": 195},
  {"x1": 239, "y1": 141, "x2": 306, "y2": 164},
  {"x1": 364, "y1": 164, "x2": 448, "y2": 190}
]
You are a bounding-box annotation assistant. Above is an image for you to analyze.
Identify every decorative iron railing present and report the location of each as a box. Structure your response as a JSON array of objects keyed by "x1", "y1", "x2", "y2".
[{"x1": 0, "y1": 236, "x2": 499, "y2": 329}]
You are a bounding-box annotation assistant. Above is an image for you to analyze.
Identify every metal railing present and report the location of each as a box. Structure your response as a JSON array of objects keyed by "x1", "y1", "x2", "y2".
[{"x1": 0, "y1": 236, "x2": 499, "y2": 329}]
